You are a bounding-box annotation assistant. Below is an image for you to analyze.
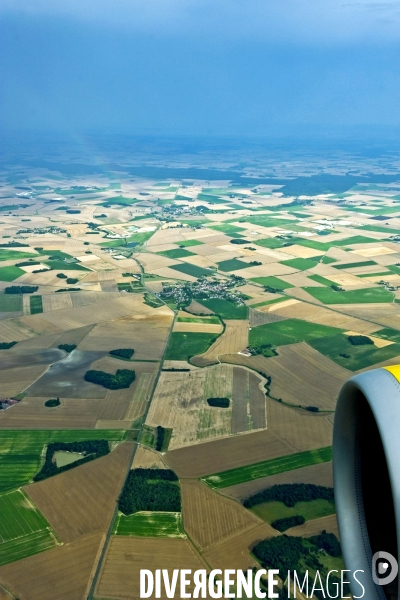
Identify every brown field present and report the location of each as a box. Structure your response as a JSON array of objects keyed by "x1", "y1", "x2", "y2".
[
  {"x1": 221, "y1": 462, "x2": 333, "y2": 501},
  {"x1": 203, "y1": 523, "x2": 278, "y2": 572},
  {"x1": 132, "y1": 445, "x2": 167, "y2": 469},
  {"x1": 173, "y1": 322, "x2": 223, "y2": 333},
  {"x1": 124, "y1": 371, "x2": 157, "y2": 421},
  {"x1": 26, "y1": 442, "x2": 134, "y2": 542},
  {"x1": 0, "y1": 396, "x2": 103, "y2": 429},
  {"x1": 230, "y1": 368, "x2": 266, "y2": 434},
  {"x1": 0, "y1": 365, "x2": 48, "y2": 397},
  {"x1": 222, "y1": 342, "x2": 348, "y2": 410},
  {"x1": 42, "y1": 293, "x2": 73, "y2": 312},
  {"x1": 330, "y1": 303, "x2": 400, "y2": 329},
  {"x1": 51, "y1": 324, "x2": 94, "y2": 347},
  {"x1": 0, "y1": 532, "x2": 103, "y2": 600},
  {"x1": 0, "y1": 319, "x2": 39, "y2": 343},
  {"x1": 185, "y1": 300, "x2": 214, "y2": 315},
  {"x1": 79, "y1": 313, "x2": 172, "y2": 360},
  {"x1": 96, "y1": 537, "x2": 206, "y2": 599},
  {"x1": 270, "y1": 300, "x2": 382, "y2": 333},
  {"x1": 285, "y1": 514, "x2": 339, "y2": 538},
  {"x1": 166, "y1": 429, "x2": 294, "y2": 478},
  {"x1": 181, "y1": 479, "x2": 262, "y2": 550},
  {"x1": 249, "y1": 307, "x2": 286, "y2": 326},
  {"x1": 146, "y1": 364, "x2": 233, "y2": 449},
  {"x1": 191, "y1": 320, "x2": 249, "y2": 366}
]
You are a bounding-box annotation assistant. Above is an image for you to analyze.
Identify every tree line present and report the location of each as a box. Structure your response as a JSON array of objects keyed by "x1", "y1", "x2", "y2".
[
  {"x1": 84, "y1": 368, "x2": 136, "y2": 389},
  {"x1": 244, "y1": 483, "x2": 334, "y2": 509},
  {"x1": 34, "y1": 440, "x2": 110, "y2": 481}
]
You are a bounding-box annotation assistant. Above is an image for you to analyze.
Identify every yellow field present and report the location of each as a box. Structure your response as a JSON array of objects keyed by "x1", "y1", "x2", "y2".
[{"x1": 191, "y1": 320, "x2": 249, "y2": 366}]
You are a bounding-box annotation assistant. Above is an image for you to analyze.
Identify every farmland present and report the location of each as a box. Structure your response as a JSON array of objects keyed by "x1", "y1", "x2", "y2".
[
  {"x1": 113, "y1": 511, "x2": 185, "y2": 537},
  {"x1": 250, "y1": 498, "x2": 335, "y2": 525},
  {"x1": 0, "y1": 430, "x2": 127, "y2": 492},
  {"x1": 200, "y1": 298, "x2": 249, "y2": 319},
  {"x1": 201, "y1": 447, "x2": 333, "y2": 488},
  {"x1": 0, "y1": 489, "x2": 58, "y2": 566},
  {"x1": 249, "y1": 318, "x2": 343, "y2": 347},
  {"x1": 165, "y1": 331, "x2": 220, "y2": 360},
  {"x1": 0, "y1": 266, "x2": 25, "y2": 281},
  {"x1": 303, "y1": 286, "x2": 394, "y2": 304}
]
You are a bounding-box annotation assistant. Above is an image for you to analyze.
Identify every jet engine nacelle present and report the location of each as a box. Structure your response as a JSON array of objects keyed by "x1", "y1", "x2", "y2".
[{"x1": 333, "y1": 365, "x2": 400, "y2": 600}]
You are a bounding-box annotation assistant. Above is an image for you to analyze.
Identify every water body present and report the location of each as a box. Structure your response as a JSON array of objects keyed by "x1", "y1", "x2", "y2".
[
  {"x1": 26, "y1": 349, "x2": 107, "y2": 398},
  {"x1": 54, "y1": 450, "x2": 84, "y2": 468},
  {"x1": 0, "y1": 348, "x2": 65, "y2": 370}
]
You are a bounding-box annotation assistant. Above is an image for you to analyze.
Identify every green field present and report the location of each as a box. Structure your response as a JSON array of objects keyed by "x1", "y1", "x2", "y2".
[
  {"x1": 113, "y1": 512, "x2": 185, "y2": 537},
  {"x1": 100, "y1": 195, "x2": 141, "y2": 206},
  {"x1": 356, "y1": 224, "x2": 400, "y2": 234},
  {"x1": 249, "y1": 297, "x2": 286, "y2": 308},
  {"x1": 0, "y1": 489, "x2": 58, "y2": 566},
  {"x1": 250, "y1": 498, "x2": 335, "y2": 525},
  {"x1": 303, "y1": 286, "x2": 394, "y2": 304},
  {"x1": 0, "y1": 265, "x2": 25, "y2": 281},
  {"x1": 373, "y1": 328, "x2": 400, "y2": 343},
  {"x1": 177, "y1": 315, "x2": 221, "y2": 324},
  {"x1": 157, "y1": 249, "x2": 195, "y2": 259},
  {"x1": 170, "y1": 263, "x2": 212, "y2": 278},
  {"x1": 217, "y1": 258, "x2": 249, "y2": 272},
  {"x1": 30, "y1": 295, "x2": 43, "y2": 314},
  {"x1": 200, "y1": 298, "x2": 249, "y2": 319},
  {"x1": 0, "y1": 430, "x2": 127, "y2": 493},
  {"x1": 0, "y1": 294, "x2": 23, "y2": 312},
  {"x1": 249, "y1": 318, "x2": 342, "y2": 347},
  {"x1": 294, "y1": 235, "x2": 378, "y2": 252},
  {"x1": 250, "y1": 276, "x2": 294, "y2": 290},
  {"x1": 307, "y1": 274, "x2": 336, "y2": 286},
  {"x1": 0, "y1": 250, "x2": 37, "y2": 262},
  {"x1": 165, "y1": 332, "x2": 219, "y2": 360},
  {"x1": 209, "y1": 224, "x2": 246, "y2": 236},
  {"x1": 309, "y1": 334, "x2": 400, "y2": 371},
  {"x1": 333, "y1": 260, "x2": 377, "y2": 270},
  {"x1": 202, "y1": 447, "x2": 333, "y2": 488},
  {"x1": 44, "y1": 259, "x2": 89, "y2": 271},
  {"x1": 174, "y1": 239, "x2": 203, "y2": 247},
  {"x1": 280, "y1": 257, "x2": 320, "y2": 271}
]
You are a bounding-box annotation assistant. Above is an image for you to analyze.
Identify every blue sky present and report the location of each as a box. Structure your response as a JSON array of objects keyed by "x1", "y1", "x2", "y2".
[{"x1": 1, "y1": 0, "x2": 399, "y2": 136}]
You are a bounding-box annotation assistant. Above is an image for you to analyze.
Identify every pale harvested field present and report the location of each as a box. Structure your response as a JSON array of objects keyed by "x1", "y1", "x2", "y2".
[
  {"x1": 222, "y1": 462, "x2": 333, "y2": 501},
  {"x1": 133, "y1": 445, "x2": 167, "y2": 469},
  {"x1": 0, "y1": 365, "x2": 48, "y2": 397},
  {"x1": 181, "y1": 254, "x2": 216, "y2": 269},
  {"x1": 329, "y1": 303, "x2": 400, "y2": 329},
  {"x1": 51, "y1": 324, "x2": 94, "y2": 347},
  {"x1": 137, "y1": 252, "x2": 178, "y2": 270},
  {"x1": 70, "y1": 291, "x2": 121, "y2": 307},
  {"x1": 147, "y1": 364, "x2": 233, "y2": 449},
  {"x1": 96, "y1": 537, "x2": 206, "y2": 599},
  {"x1": 285, "y1": 514, "x2": 339, "y2": 538},
  {"x1": 191, "y1": 320, "x2": 249, "y2": 366},
  {"x1": 0, "y1": 319, "x2": 40, "y2": 343},
  {"x1": 11, "y1": 331, "x2": 62, "y2": 350},
  {"x1": 42, "y1": 293, "x2": 73, "y2": 312},
  {"x1": 166, "y1": 429, "x2": 295, "y2": 478},
  {"x1": 272, "y1": 300, "x2": 381, "y2": 333},
  {"x1": 0, "y1": 396, "x2": 103, "y2": 429},
  {"x1": 26, "y1": 442, "x2": 134, "y2": 543},
  {"x1": 328, "y1": 273, "x2": 372, "y2": 287},
  {"x1": 280, "y1": 244, "x2": 323, "y2": 258},
  {"x1": 79, "y1": 313, "x2": 172, "y2": 360},
  {"x1": 203, "y1": 523, "x2": 278, "y2": 572},
  {"x1": 261, "y1": 298, "x2": 300, "y2": 312},
  {"x1": 232, "y1": 367, "x2": 249, "y2": 434},
  {"x1": 286, "y1": 287, "x2": 324, "y2": 304},
  {"x1": 181, "y1": 479, "x2": 262, "y2": 550},
  {"x1": 190, "y1": 243, "x2": 228, "y2": 256},
  {"x1": 83, "y1": 267, "x2": 140, "y2": 281},
  {"x1": 350, "y1": 245, "x2": 397, "y2": 257},
  {"x1": 150, "y1": 266, "x2": 196, "y2": 281},
  {"x1": 0, "y1": 532, "x2": 103, "y2": 600},
  {"x1": 173, "y1": 322, "x2": 223, "y2": 333},
  {"x1": 224, "y1": 343, "x2": 348, "y2": 411},
  {"x1": 125, "y1": 371, "x2": 157, "y2": 421}
]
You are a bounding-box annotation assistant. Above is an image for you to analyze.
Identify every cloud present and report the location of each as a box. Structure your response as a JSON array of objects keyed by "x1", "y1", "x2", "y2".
[{"x1": 1, "y1": 0, "x2": 400, "y2": 43}]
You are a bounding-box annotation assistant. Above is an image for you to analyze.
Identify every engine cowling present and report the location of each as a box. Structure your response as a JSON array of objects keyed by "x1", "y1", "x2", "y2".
[{"x1": 333, "y1": 365, "x2": 400, "y2": 600}]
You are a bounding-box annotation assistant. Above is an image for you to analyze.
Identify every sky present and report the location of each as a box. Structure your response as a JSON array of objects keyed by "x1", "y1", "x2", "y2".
[{"x1": 1, "y1": 0, "x2": 400, "y2": 137}]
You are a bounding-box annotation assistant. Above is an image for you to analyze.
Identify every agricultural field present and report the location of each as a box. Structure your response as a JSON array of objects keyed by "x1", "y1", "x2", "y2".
[
  {"x1": 113, "y1": 511, "x2": 185, "y2": 537},
  {"x1": 165, "y1": 331, "x2": 220, "y2": 360},
  {"x1": 200, "y1": 298, "x2": 249, "y2": 319},
  {"x1": 201, "y1": 446, "x2": 333, "y2": 488},
  {"x1": 0, "y1": 430, "x2": 127, "y2": 492},
  {"x1": 0, "y1": 266, "x2": 25, "y2": 281},
  {"x1": 191, "y1": 319, "x2": 249, "y2": 366},
  {"x1": 250, "y1": 498, "x2": 335, "y2": 525}
]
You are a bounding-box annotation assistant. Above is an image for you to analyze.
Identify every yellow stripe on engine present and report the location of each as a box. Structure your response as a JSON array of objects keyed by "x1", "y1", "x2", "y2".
[{"x1": 383, "y1": 365, "x2": 400, "y2": 382}]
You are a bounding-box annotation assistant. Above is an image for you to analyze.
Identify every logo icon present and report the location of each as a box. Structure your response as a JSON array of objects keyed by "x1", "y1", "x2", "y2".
[{"x1": 372, "y1": 551, "x2": 398, "y2": 586}]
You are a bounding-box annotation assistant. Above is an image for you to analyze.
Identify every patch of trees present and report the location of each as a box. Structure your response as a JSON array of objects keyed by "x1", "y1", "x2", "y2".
[
  {"x1": 16, "y1": 260, "x2": 40, "y2": 267},
  {"x1": 249, "y1": 343, "x2": 278, "y2": 358},
  {"x1": 306, "y1": 406, "x2": 319, "y2": 412},
  {"x1": 264, "y1": 286, "x2": 281, "y2": 294},
  {"x1": 66, "y1": 209, "x2": 81, "y2": 214},
  {"x1": 155, "y1": 425, "x2": 166, "y2": 451},
  {"x1": 66, "y1": 278, "x2": 78, "y2": 284},
  {"x1": 32, "y1": 268, "x2": 51, "y2": 273},
  {"x1": 309, "y1": 531, "x2": 341, "y2": 557},
  {"x1": 230, "y1": 239, "x2": 250, "y2": 244},
  {"x1": 244, "y1": 483, "x2": 334, "y2": 509},
  {"x1": 34, "y1": 439, "x2": 109, "y2": 481},
  {"x1": 253, "y1": 535, "x2": 306, "y2": 572},
  {"x1": 4, "y1": 285, "x2": 38, "y2": 294},
  {"x1": 207, "y1": 397, "x2": 230, "y2": 408},
  {"x1": 109, "y1": 348, "x2": 135, "y2": 359},
  {"x1": 271, "y1": 515, "x2": 305, "y2": 532},
  {"x1": 348, "y1": 335, "x2": 373, "y2": 346},
  {"x1": 0, "y1": 341, "x2": 17, "y2": 350},
  {"x1": 56, "y1": 273, "x2": 67, "y2": 279},
  {"x1": 58, "y1": 344, "x2": 76, "y2": 353},
  {"x1": 45, "y1": 398, "x2": 60, "y2": 407},
  {"x1": 84, "y1": 368, "x2": 136, "y2": 389},
  {"x1": 56, "y1": 288, "x2": 81, "y2": 292},
  {"x1": 162, "y1": 368, "x2": 190, "y2": 372},
  {"x1": 331, "y1": 284, "x2": 344, "y2": 292},
  {"x1": 118, "y1": 468, "x2": 180, "y2": 515},
  {"x1": 0, "y1": 241, "x2": 29, "y2": 247},
  {"x1": 250, "y1": 261, "x2": 262, "y2": 266}
]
